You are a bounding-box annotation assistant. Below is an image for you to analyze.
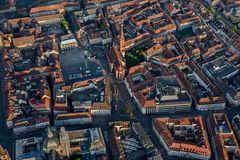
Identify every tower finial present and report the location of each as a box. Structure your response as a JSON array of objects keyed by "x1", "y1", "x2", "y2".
[
  {"x1": 119, "y1": 23, "x2": 125, "y2": 57},
  {"x1": 47, "y1": 127, "x2": 53, "y2": 138}
]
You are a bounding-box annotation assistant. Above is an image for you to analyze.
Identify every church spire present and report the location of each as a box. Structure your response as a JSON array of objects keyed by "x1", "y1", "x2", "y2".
[
  {"x1": 47, "y1": 127, "x2": 53, "y2": 138},
  {"x1": 119, "y1": 23, "x2": 125, "y2": 57}
]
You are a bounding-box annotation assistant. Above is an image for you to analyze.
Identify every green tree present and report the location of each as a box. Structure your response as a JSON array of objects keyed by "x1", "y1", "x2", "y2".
[
  {"x1": 126, "y1": 52, "x2": 140, "y2": 68},
  {"x1": 207, "y1": 6, "x2": 215, "y2": 13},
  {"x1": 60, "y1": 19, "x2": 69, "y2": 33},
  {"x1": 214, "y1": 15, "x2": 221, "y2": 21},
  {"x1": 125, "y1": 45, "x2": 146, "y2": 68},
  {"x1": 230, "y1": 26, "x2": 240, "y2": 36},
  {"x1": 231, "y1": 26, "x2": 238, "y2": 33},
  {"x1": 16, "y1": 2, "x2": 24, "y2": 9},
  {"x1": 61, "y1": 19, "x2": 69, "y2": 28}
]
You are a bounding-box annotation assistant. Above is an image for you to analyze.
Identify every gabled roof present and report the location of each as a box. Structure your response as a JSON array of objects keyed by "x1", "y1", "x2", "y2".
[{"x1": 30, "y1": 3, "x2": 64, "y2": 14}]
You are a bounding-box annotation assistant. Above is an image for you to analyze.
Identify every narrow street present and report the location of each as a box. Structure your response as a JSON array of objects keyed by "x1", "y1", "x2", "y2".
[{"x1": 0, "y1": 48, "x2": 16, "y2": 158}]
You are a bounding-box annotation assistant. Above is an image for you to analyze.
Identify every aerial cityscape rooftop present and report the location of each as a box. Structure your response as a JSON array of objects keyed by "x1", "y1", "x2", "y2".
[{"x1": 0, "y1": 0, "x2": 240, "y2": 159}]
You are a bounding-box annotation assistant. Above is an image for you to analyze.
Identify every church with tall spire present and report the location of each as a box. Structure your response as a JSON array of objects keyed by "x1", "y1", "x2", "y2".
[
  {"x1": 107, "y1": 22, "x2": 126, "y2": 80},
  {"x1": 43, "y1": 127, "x2": 62, "y2": 158},
  {"x1": 119, "y1": 23, "x2": 126, "y2": 58}
]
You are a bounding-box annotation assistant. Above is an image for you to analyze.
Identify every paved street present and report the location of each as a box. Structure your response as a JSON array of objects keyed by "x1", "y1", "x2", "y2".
[
  {"x1": 0, "y1": 48, "x2": 10, "y2": 144},
  {"x1": 1, "y1": 1, "x2": 240, "y2": 158},
  {"x1": 0, "y1": 48, "x2": 16, "y2": 158}
]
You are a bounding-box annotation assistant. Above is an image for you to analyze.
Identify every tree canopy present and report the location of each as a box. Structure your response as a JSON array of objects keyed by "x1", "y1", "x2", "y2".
[{"x1": 126, "y1": 45, "x2": 145, "y2": 68}]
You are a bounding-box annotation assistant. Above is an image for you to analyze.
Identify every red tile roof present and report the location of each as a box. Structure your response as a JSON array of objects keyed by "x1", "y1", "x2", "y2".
[
  {"x1": 153, "y1": 116, "x2": 211, "y2": 157},
  {"x1": 30, "y1": 3, "x2": 64, "y2": 14}
]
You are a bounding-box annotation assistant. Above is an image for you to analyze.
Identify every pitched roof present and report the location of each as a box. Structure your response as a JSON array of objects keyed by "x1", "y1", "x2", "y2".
[
  {"x1": 153, "y1": 116, "x2": 211, "y2": 157},
  {"x1": 107, "y1": 46, "x2": 124, "y2": 70},
  {"x1": 13, "y1": 35, "x2": 35, "y2": 47},
  {"x1": 30, "y1": 3, "x2": 64, "y2": 14},
  {"x1": 35, "y1": 14, "x2": 64, "y2": 22}
]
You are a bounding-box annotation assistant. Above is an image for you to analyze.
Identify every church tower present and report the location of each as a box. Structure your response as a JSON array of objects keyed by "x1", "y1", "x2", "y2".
[
  {"x1": 43, "y1": 127, "x2": 62, "y2": 154},
  {"x1": 119, "y1": 23, "x2": 125, "y2": 58}
]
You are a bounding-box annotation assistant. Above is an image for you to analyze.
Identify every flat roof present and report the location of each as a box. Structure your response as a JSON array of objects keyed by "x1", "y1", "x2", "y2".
[
  {"x1": 15, "y1": 137, "x2": 44, "y2": 160},
  {"x1": 156, "y1": 75, "x2": 191, "y2": 103},
  {"x1": 203, "y1": 56, "x2": 238, "y2": 79}
]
